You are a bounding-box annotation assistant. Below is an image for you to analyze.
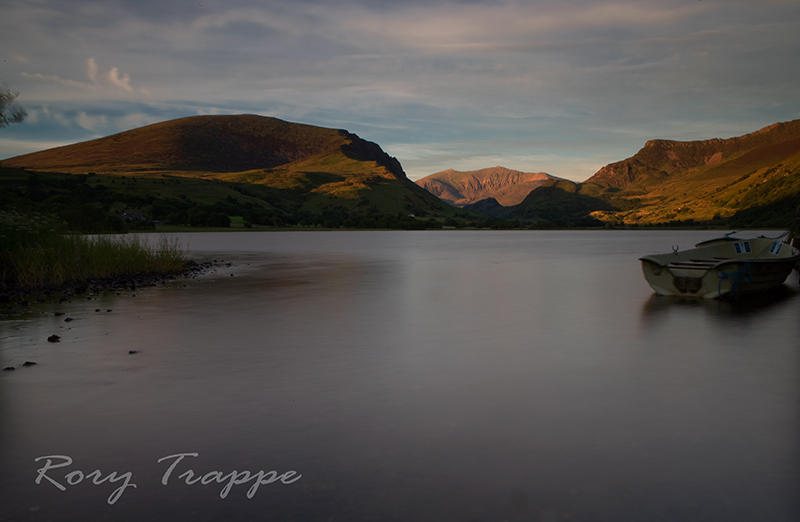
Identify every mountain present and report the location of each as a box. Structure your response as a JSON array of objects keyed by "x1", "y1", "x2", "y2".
[
  {"x1": 503, "y1": 119, "x2": 800, "y2": 227},
  {"x1": 1, "y1": 114, "x2": 453, "y2": 219},
  {"x1": 3, "y1": 115, "x2": 352, "y2": 175},
  {"x1": 415, "y1": 166, "x2": 558, "y2": 207},
  {"x1": 586, "y1": 120, "x2": 800, "y2": 191},
  {"x1": 6, "y1": 115, "x2": 799, "y2": 230}
]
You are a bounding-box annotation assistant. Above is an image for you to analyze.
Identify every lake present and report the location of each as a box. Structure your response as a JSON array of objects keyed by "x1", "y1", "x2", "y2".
[{"x1": 1, "y1": 230, "x2": 799, "y2": 521}]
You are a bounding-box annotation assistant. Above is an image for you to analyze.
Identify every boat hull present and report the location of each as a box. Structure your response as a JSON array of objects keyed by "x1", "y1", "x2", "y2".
[{"x1": 640, "y1": 237, "x2": 800, "y2": 299}]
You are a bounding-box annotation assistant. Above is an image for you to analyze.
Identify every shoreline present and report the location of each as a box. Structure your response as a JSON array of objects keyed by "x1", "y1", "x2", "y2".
[{"x1": 0, "y1": 259, "x2": 213, "y2": 318}]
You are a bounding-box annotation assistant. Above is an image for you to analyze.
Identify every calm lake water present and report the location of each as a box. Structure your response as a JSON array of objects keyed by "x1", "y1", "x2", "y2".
[{"x1": 1, "y1": 230, "x2": 799, "y2": 522}]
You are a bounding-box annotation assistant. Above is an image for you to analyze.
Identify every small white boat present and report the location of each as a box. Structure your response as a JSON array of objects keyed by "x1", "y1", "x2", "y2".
[{"x1": 640, "y1": 235, "x2": 800, "y2": 299}]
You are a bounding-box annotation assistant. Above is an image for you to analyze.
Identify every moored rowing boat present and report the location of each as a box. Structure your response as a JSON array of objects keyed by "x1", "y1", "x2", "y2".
[{"x1": 639, "y1": 235, "x2": 800, "y2": 299}]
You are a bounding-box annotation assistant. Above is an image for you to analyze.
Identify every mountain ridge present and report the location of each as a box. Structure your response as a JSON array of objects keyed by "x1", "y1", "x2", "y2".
[
  {"x1": 2, "y1": 114, "x2": 409, "y2": 180},
  {"x1": 445, "y1": 119, "x2": 800, "y2": 227},
  {"x1": 506, "y1": 119, "x2": 800, "y2": 226},
  {"x1": 1, "y1": 114, "x2": 458, "y2": 221},
  {"x1": 585, "y1": 119, "x2": 800, "y2": 190},
  {"x1": 415, "y1": 166, "x2": 558, "y2": 206},
  {"x1": 5, "y1": 114, "x2": 800, "y2": 229}
]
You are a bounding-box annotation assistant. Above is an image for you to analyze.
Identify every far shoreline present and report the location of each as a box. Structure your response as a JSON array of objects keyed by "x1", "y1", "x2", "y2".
[{"x1": 146, "y1": 224, "x2": 746, "y2": 233}]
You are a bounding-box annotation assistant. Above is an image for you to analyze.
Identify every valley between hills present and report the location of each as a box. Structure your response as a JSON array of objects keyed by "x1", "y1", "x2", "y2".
[{"x1": 2, "y1": 115, "x2": 800, "y2": 232}]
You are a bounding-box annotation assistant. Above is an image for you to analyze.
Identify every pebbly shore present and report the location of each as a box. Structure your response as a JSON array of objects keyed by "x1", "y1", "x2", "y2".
[{"x1": 0, "y1": 259, "x2": 214, "y2": 317}]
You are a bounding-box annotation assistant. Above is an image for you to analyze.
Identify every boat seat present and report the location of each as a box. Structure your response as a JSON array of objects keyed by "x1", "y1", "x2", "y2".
[{"x1": 669, "y1": 260, "x2": 717, "y2": 269}]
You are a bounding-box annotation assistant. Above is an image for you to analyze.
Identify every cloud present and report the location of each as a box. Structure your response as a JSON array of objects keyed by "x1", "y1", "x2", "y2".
[
  {"x1": 76, "y1": 112, "x2": 109, "y2": 132},
  {"x1": 87, "y1": 58, "x2": 99, "y2": 84},
  {"x1": 20, "y1": 72, "x2": 91, "y2": 90},
  {"x1": 21, "y1": 58, "x2": 138, "y2": 96},
  {"x1": 328, "y1": 1, "x2": 711, "y2": 55},
  {"x1": 2, "y1": 0, "x2": 799, "y2": 179},
  {"x1": 108, "y1": 67, "x2": 133, "y2": 92}
]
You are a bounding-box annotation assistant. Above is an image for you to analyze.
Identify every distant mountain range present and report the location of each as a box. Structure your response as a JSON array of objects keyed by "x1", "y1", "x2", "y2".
[
  {"x1": 3, "y1": 115, "x2": 799, "y2": 229},
  {"x1": 414, "y1": 167, "x2": 558, "y2": 207},
  {"x1": 422, "y1": 119, "x2": 800, "y2": 228}
]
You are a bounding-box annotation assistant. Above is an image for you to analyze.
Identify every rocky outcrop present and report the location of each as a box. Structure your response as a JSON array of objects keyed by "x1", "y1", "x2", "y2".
[{"x1": 341, "y1": 133, "x2": 407, "y2": 180}]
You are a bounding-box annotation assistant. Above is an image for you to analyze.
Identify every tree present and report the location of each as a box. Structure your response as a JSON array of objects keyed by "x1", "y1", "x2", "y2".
[{"x1": 0, "y1": 87, "x2": 27, "y2": 128}]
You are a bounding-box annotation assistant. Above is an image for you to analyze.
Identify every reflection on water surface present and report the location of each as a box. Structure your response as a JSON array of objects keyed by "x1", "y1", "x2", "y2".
[{"x1": 1, "y1": 231, "x2": 799, "y2": 521}]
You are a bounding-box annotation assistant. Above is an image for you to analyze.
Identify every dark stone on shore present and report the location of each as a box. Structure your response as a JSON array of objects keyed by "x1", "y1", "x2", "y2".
[
  {"x1": 47, "y1": 335, "x2": 61, "y2": 342},
  {"x1": 64, "y1": 317, "x2": 74, "y2": 322},
  {"x1": 95, "y1": 309, "x2": 101, "y2": 312},
  {"x1": 3, "y1": 366, "x2": 15, "y2": 371},
  {"x1": 22, "y1": 361, "x2": 37, "y2": 367},
  {"x1": 55, "y1": 312, "x2": 65, "y2": 316},
  {"x1": 107, "y1": 309, "x2": 112, "y2": 312},
  {"x1": 128, "y1": 350, "x2": 139, "y2": 354}
]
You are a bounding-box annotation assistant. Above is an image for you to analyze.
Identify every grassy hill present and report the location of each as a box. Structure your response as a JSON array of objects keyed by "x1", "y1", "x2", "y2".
[
  {"x1": 1, "y1": 115, "x2": 464, "y2": 230},
  {"x1": 2, "y1": 115, "x2": 351, "y2": 175}
]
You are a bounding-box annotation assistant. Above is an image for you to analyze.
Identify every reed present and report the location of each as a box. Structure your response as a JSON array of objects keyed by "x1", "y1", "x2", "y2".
[{"x1": 1, "y1": 210, "x2": 186, "y2": 290}]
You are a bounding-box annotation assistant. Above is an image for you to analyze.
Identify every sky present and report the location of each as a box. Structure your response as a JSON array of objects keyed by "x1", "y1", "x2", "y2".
[{"x1": 1, "y1": 0, "x2": 799, "y2": 182}]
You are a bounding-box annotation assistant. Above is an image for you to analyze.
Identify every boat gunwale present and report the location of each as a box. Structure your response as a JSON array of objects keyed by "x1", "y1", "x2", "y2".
[{"x1": 639, "y1": 238, "x2": 800, "y2": 269}]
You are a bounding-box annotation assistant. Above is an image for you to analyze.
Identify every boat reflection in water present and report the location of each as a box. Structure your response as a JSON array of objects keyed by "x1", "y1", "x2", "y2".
[{"x1": 641, "y1": 284, "x2": 798, "y2": 318}]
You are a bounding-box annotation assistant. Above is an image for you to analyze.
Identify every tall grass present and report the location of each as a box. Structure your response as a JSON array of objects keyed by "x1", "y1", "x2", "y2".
[{"x1": 1, "y1": 210, "x2": 186, "y2": 290}]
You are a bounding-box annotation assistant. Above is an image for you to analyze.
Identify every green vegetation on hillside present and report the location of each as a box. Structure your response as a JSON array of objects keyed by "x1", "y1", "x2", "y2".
[
  {"x1": 572, "y1": 121, "x2": 800, "y2": 226},
  {"x1": 0, "y1": 167, "x2": 480, "y2": 233}
]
